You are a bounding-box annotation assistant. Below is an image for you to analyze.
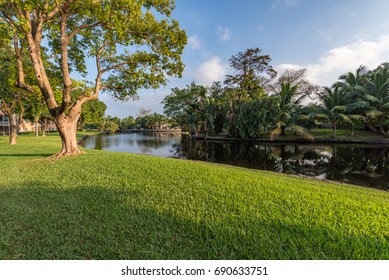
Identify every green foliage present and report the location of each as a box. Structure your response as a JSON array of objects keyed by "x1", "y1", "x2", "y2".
[
  {"x1": 162, "y1": 82, "x2": 210, "y2": 134},
  {"x1": 79, "y1": 99, "x2": 107, "y2": 129},
  {"x1": 357, "y1": 67, "x2": 389, "y2": 134},
  {"x1": 1, "y1": 135, "x2": 389, "y2": 259},
  {"x1": 270, "y1": 82, "x2": 313, "y2": 141},
  {"x1": 234, "y1": 96, "x2": 279, "y2": 139},
  {"x1": 98, "y1": 115, "x2": 120, "y2": 133},
  {"x1": 99, "y1": 120, "x2": 118, "y2": 134},
  {"x1": 330, "y1": 64, "x2": 389, "y2": 136},
  {"x1": 135, "y1": 112, "x2": 169, "y2": 129},
  {"x1": 120, "y1": 115, "x2": 136, "y2": 130}
]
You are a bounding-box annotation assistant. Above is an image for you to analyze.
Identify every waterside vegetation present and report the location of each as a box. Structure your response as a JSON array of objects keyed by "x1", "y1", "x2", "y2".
[{"x1": 162, "y1": 53, "x2": 389, "y2": 142}]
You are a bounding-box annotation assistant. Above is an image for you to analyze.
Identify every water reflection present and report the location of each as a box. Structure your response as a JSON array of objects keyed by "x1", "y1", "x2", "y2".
[
  {"x1": 82, "y1": 132, "x2": 181, "y2": 158},
  {"x1": 81, "y1": 133, "x2": 389, "y2": 190}
]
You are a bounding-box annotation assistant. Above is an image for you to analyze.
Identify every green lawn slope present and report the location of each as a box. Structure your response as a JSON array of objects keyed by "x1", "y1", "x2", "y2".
[{"x1": 0, "y1": 135, "x2": 388, "y2": 259}]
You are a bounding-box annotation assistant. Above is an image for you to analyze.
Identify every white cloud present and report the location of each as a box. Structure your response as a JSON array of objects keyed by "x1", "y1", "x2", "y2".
[
  {"x1": 187, "y1": 35, "x2": 202, "y2": 50},
  {"x1": 194, "y1": 56, "x2": 228, "y2": 85},
  {"x1": 216, "y1": 26, "x2": 232, "y2": 42},
  {"x1": 275, "y1": 63, "x2": 304, "y2": 73},
  {"x1": 277, "y1": 36, "x2": 389, "y2": 86}
]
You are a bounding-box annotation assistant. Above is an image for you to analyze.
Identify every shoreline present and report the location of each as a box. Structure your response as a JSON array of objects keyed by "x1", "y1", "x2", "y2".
[
  {"x1": 120, "y1": 128, "x2": 183, "y2": 133},
  {"x1": 190, "y1": 134, "x2": 389, "y2": 146}
]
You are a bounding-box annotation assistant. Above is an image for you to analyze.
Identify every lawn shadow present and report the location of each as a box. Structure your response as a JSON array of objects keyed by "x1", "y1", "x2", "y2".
[
  {"x1": 0, "y1": 153, "x2": 53, "y2": 157},
  {"x1": 0, "y1": 183, "x2": 388, "y2": 260}
]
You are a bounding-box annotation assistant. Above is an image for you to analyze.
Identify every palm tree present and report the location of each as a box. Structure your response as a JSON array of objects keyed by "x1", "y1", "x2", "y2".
[
  {"x1": 355, "y1": 68, "x2": 389, "y2": 136},
  {"x1": 314, "y1": 86, "x2": 357, "y2": 138},
  {"x1": 334, "y1": 65, "x2": 366, "y2": 94},
  {"x1": 270, "y1": 82, "x2": 314, "y2": 141}
]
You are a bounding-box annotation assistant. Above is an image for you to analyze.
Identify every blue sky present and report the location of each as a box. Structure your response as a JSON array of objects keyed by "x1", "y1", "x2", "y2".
[{"x1": 100, "y1": 0, "x2": 389, "y2": 118}]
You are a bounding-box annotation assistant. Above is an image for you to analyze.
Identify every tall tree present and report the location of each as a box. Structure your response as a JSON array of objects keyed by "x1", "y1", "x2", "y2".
[
  {"x1": 0, "y1": 93, "x2": 26, "y2": 145},
  {"x1": 224, "y1": 48, "x2": 276, "y2": 99},
  {"x1": 162, "y1": 82, "x2": 207, "y2": 135},
  {"x1": 0, "y1": 47, "x2": 29, "y2": 144},
  {"x1": 0, "y1": 0, "x2": 186, "y2": 156}
]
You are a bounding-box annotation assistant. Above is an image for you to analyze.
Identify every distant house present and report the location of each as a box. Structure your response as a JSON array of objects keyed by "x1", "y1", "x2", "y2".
[
  {"x1": 19, "y1": 119, "x2": 57, "y2": 134},
  {"x1": 153, "y1": 123, "x2": 171, "y2": 130},
  {"x1": 0, "y1": 108, "x2": 57, "y2": 135},
  {"x1": 0, "y1": 109, "x2": 10, "y2": 136}
]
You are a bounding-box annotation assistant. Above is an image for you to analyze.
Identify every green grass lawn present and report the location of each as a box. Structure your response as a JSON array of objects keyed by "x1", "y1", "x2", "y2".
[{"x1": 1, "y1": 134, "x2": 389, "y2": 259}]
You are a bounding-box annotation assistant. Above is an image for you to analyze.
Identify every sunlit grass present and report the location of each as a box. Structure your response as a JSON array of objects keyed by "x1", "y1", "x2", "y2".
[{"x1": 0, "y1": 134, "x2": 389, "y2": 259}]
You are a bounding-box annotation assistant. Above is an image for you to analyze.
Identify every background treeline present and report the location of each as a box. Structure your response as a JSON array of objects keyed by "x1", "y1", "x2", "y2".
[{"x1": 162, "y1": 48, "x2": 389, "y2": 139}]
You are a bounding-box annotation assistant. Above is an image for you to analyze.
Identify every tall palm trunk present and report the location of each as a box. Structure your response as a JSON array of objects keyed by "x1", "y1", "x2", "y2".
[{"x1": 332, "y1": 121, "x2": 337, "y2": 138}]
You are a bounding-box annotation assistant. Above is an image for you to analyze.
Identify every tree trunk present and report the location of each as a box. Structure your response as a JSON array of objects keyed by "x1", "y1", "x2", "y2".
[
  {"x1": 379, "y1": 125, "x2": 388, "y2": 137},
  {"x1": 9, "y1": 124, "x2": 17, "y2": 145},
  {"x1": 53, "y1": 115, "x2": 84, "y2": 157},
  {"x1": 34, "y1": 117, "x2": 40, "y2": 137},
  {"x1": 365, "y1": 122, "x2": 378, "y2": 133},
  {"x1": 42, "y1": 119, "x2": 48, "y2": 136},
  {"x1": 332, "y1": 121, "x2": 336, "y2": 138}
]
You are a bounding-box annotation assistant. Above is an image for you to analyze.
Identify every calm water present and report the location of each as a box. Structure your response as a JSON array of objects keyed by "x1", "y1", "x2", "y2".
[{"x1": 81, "y1": 133, "x2": 389, "y2": 191}]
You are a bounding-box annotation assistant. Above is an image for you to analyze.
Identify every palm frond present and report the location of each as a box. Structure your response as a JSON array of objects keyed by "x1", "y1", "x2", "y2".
[
  {"x1": 363, "y1": 94, "x2": 379, "y2": 103},
  {"x1": 275, "y1": 120, "x2": 286, "y2": 128},
  {"x1": 297, "y1": 114, "x2": 310, "y2": 121},
  {"x1": 354, "y1": 85, "x2": 368, "y2": 94},
  {"x1": 270, "y1": 127, "x2": 282, "y2": 141},
  {"x1": 278, "y1": 112, "x2": 291, "y2": 122},
  {"x1": 289, "y1": 125, "x2": 315, "y2": 142},
  {"x1": 348, "y1": 114, "x2": 364, "y2": 121},
  {"x1": 366, "y1": 110, "x2": 383, "y2": 118},
  {"x1": 313, "y1": 113, "x2": 330, "y2": 120},
  {"x1": 347, "y1": 101, "x2": 369, "y2": 111},
  {"x1": 332, "y1": 105, "x2": 347, "y2": 113},
  {"x1": 381, "y1": 102, "x2": 389, "y2": 109},
  {"x1": 337, "y1": 114, "x2": 352, "y2": 124}
]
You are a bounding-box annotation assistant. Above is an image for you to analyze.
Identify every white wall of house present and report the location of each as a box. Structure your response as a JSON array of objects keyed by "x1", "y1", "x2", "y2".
[{"x1": 0, "y1": 109, "x2": 57, "y2": 135}]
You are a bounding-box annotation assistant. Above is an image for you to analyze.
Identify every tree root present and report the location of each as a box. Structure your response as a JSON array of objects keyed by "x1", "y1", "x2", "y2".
[{"x1": 48, "y1": 149, "x2": 86, "y2": 159}]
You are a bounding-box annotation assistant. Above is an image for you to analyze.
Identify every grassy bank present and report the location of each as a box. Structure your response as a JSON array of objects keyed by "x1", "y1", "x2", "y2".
[
  {"x1": 1, "y1": 134, "x2": 389, "y2": 259},
  {"x1": 193, "y1": 129, "x2": 389, "y2": 145}
]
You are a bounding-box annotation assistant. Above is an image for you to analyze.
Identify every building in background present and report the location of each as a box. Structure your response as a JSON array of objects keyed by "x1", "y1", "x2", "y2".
[
  {"x1": 0, "y1": 109, "x2": 10, "y2": 136},
  {"x1": 0, "y1": 108, "x2": 57, "y2": 135}
]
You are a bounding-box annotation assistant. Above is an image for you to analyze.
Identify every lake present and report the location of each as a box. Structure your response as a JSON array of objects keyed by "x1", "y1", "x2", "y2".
[{"x1": 81, "y1": 132, "x2": 389, "y2": 191}]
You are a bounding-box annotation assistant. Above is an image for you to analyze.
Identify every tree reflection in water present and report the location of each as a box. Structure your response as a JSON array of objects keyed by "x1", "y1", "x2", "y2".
[
  {"x1": 172, "y1": 137, "x2": 389, "y2": 191},
  {"x1": 81, "y1": 133, "x2": 389, "y2": 190}
]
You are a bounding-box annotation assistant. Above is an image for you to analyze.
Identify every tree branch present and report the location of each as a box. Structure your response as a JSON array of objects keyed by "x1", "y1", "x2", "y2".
[
  {"x1": 68, "y1": 21, "x2": 103, "y2": 42},
  {"x1": 11, "y1": 25, "x2": 36, "y2": 94}
]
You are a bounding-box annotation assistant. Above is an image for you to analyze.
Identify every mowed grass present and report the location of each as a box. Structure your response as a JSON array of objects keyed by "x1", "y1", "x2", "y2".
[{"x1": 0, "y1": 134, "x2": 389, "y2": 259}]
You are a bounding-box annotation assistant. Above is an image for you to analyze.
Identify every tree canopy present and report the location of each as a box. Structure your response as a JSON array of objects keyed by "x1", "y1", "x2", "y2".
[{"x1": 0, "y1": 0, "x2": 186, "y2": 156}]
